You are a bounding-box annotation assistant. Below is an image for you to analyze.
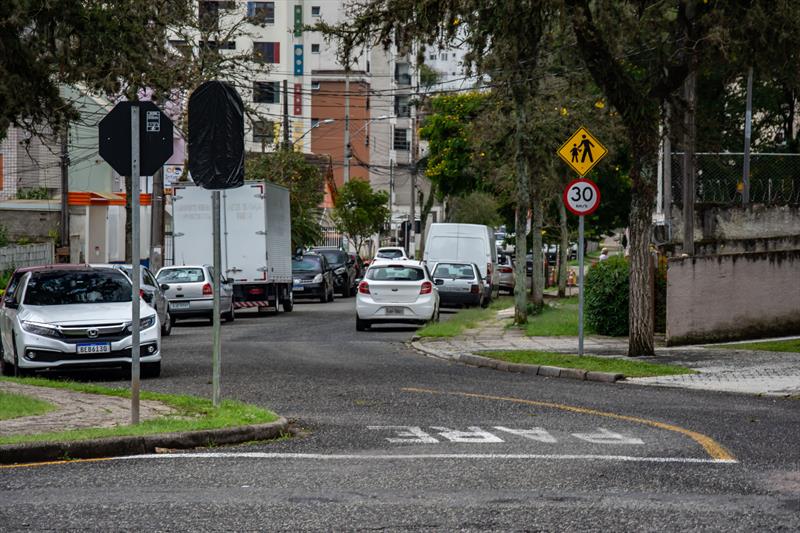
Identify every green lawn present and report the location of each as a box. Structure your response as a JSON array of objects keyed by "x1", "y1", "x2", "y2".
[
  {"x1": 525, "y1": 296, "x2": 586, "y2": 336},
  {"x1": 480, "y1": 350, "x2": 696, "y2": 377},
  {"x1": 0, "y1": 390, "x2": 55, "y2": 420},
  {"x1": 568, "y1": 250, "x2": 603, "y2": 267},
  {"x1": 714, "y1": 338, "x2": 800, "y2": 353},
  {"x1": 0, "y1": 377, "x2": 280, "y2": 446},
  {"x1": 417, "y1": 296, "x2": 513, "y2": 338}
]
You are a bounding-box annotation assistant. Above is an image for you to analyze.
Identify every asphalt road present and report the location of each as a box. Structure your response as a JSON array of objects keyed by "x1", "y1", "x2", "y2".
[{"x1": 2, "y1": 299, "x2": 799, "y2": 531}]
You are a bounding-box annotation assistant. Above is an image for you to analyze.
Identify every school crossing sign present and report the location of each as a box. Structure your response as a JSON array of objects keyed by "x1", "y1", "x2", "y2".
[{"x1": 557, "y1": 126, "x2": 607, "y2": 176}]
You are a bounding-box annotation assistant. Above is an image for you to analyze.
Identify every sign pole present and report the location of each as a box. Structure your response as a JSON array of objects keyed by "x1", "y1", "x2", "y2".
[
  {"x1": 211, "y1": 190, "x2": 222, "y2": 407},
  {"x1": 130, "y1": 104, "x2": 141, "y2": 424},
  {"x1": 577, "y1": 215, "x2": 585, "y2": 357}
]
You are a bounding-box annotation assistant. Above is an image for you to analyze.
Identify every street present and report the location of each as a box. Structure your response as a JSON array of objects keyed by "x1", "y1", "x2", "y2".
[{"x1": 1, "y1": 300, "x2": 798, "y2": 531}]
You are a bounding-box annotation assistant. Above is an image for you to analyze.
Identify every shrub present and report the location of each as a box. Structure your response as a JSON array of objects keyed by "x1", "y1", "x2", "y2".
[
  {"x1": 0, "y1": 224, "x2": 8, "y2": 247},
  {"x1": 585, "y1": 255, "x2": 629, "y2": 336}
]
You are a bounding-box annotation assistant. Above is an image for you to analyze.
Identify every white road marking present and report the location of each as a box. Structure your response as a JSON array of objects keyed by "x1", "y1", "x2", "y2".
[
  {"x1": 494, "y1": 427, "x2": 557, "y2": 443},
  {"x1": 429, "y1": 426, "x2": 505, "y2": 443},
  {"x1": 112, "y1": 452, "x2": 738, "y2": 464},
  {"x1": 367, "y1": 426, "x2": 439, "y2": 444},
  {"x1": 572, "y1": 428, "x2": 645, "y2": 445}
]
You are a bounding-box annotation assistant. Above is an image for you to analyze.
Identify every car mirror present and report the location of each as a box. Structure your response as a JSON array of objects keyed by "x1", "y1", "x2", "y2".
[
  {"x1": 160, "y1": 283, "x2": 170, "y2": 291},
  {"x1": 434, "y1": 278, "x2": 444, "y2": 286},
  {"x1": 2, "y1": 295, "x2": 18, "y2": 309}
]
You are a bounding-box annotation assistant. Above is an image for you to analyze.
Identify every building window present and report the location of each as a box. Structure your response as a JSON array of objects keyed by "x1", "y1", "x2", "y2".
[
  {"x1": 253, "y1": 120, "x2": 274, "y2": 144},
  {"x1": 311, "y1": 6, "x2": 321, "y2": 16},
  {"x1": 429, "y1": 54, "x2": 436, "y2": 60},
  {"x1": 311, "y1": 81, "x2": 321, "y2": 91},
  {"x1": 395, "y1": 63, "x2": 411, "y2": 86},
  {"x1": 253, "y1": 42, "x2": 280, "y2": 63},
  {"x1": 393, "y1": 128, "x2": 410, "y2": 151},
  {"x1": 198, "y1": 1, "x2": 220, "y2": 30},
  {"x1": 394, "y1": 95, "x2": 411, "y2": 117},
  {"x1": 169, "y1": 40, "x2": 191, "y2": 57},
  {"x1": 253, "y1": 81, "x2": 280, "y2": 104},
  {"x1": 440, "y1": 53, "x2": 448, "y2": 61},
  {"x1": 200, "y1": 40, "x2": 236, "y2": 51},
  {"x1": 247, "y1": 2, "x2": 275, "y2": 24},
  {"x1": 311, "y1": 118, "x2": 319, "y2": 128},
  {"x1": 311, "y1": 43, "x2": 320, "y2": 53}
]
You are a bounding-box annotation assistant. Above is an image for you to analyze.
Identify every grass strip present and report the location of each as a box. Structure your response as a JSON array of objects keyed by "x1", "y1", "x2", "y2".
[
  {"x1": 713, "y1": 339, "x2": 800, "y2": 353},
  {"x1": 0, "y1": 390, "x2": 56, "y2": 420},
  {"x1": 0, "y1": 376, "x2": 279, "y2": 446},
  {"x1": 480, "y1": 350, "x2": 697, "y2": 377},
  {"x1": 525, "y1": 296, "x2": 587, "y2": 337},
  {"x1": 417, "y1": 296, "x2": 513, "y2": 338}
]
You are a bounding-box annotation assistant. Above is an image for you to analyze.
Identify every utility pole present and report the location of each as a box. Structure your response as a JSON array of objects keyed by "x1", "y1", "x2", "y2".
[
  {"x1": 742, "y1": 66, "x2": 754, "y2": 205},
  {"x1": 149, "y1": 167, "x2": 165, "y2": 272},
  {"x1": 282, "y1": 79, "x2": 290, "y2": 149},
  {"x1": 663, "y1": 103, "x2": 672, "y2": 240},
  {"x1": 681, "y1": 1, "x2": 697, "y2": 256},
  {"x1": 59, "y1": 123, "x2": 70, "y2": 257},
  {"x1": 408, "y1": 115, "x2": 416, "y2": 258},
  {"x1": 343, "y1": 70, "x2": 350, "y2": 183}
]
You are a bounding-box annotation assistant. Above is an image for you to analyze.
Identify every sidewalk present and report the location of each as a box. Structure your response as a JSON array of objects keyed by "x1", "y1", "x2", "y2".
[{"x1": 413, "y1": 308, "x2": 800, "y2": 397}]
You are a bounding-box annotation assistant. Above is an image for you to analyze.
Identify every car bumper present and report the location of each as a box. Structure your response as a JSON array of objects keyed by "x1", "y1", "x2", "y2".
[
  {"x1": 356, "y1": 294, "x2": 436, "y2": 322},
  {"x1": 14, "y1": 325, "x2": 161, "y2": 370},
  {"x1": 333, "y1": 275, "x2": 349, "y2": 290},
  {"x1": 438, "y1": 291, "x2": 482, "y2": 307},
  {"x1": 168, "y1": 298, "x2": 214, "y2": 317},
  {"x1": 292, "y1": 282, "x2": 325, "y2": 298}
]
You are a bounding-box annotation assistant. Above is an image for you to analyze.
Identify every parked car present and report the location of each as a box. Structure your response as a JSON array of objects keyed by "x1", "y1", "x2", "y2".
[
  {"x1": 356, "y1": 260, "x2": 440, "y2": 331},
  {"x1": 374, "y1": 247, "x2": 408, "y2": 261},
  {"x1": 497, "y1": 254, "x2": 515, "y2": 294},
  {"x1": 0, "y1": 265, "x2": 161, "y2": 377},
  {"x1": 310, "y1": 247, "x2": 357, "y2": 297},
  {"x1": 155, "y1": 265, "x2": 234, "y2": 324},
  {"x1": 292, "y1": 253, "x2": 334, "y2": 303},
  {"x1": 430, "y1": 262, "x2": 486, "y2": 308},
  {"x1": 349, "y1": 252, "x2": 366, "y2": 281},
  {"x1": 93, "y1": 264, "x2": 172, "y2": 336}
]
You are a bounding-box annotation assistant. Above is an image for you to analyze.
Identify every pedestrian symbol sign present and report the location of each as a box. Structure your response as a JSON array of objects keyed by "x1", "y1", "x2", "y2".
[{"x1": 557, "y1": 126, "x2": 607, "y2": 177}]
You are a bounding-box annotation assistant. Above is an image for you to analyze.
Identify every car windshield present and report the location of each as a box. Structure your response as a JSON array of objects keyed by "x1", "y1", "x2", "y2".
[
  {"x1": 157, "y1": 268, "x2": 205, "y2": 283},
  {"x1": 433, "y1": 263, "x2": 475, "y2": 280},
  {"x1": 377, "y1": 249, "x2": 404, "y2": 259},
  {"x1": 317, "y1": 250, "x2": 346, "y2": 266},
  {"x1": 367, "y1": 265, "x2": 425, "y2": 281},
  {"x1": 117, "y1": 266, "x2": 147, "y2": 284},
  {"x1": 24, "y1": 270, "x2": 131, "y2": 306},
  {"x1": 292, "y1": 257, "x2": 322, "y2": 273}
]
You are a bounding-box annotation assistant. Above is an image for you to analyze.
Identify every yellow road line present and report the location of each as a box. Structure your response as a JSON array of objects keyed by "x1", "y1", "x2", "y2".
[
  {"x1": 401, "y1": 387, "x2": 736, "y2": 462},
  {"x1": 0, "y1": 457, "x2": 114, "y2": 470}
]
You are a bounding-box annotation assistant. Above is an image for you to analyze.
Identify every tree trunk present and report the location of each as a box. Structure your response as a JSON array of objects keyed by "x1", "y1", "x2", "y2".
[
  {"x1": 125, "y1": 177, "x2": 132, "y2": 263},
  {"x1": 557, "y1": 199, "x2": 568, "y2": 298},
  {"x1": 513, "y1": 109, "x2": 530, "y2": 325},
  {"x1": 627, "y1": 158, "x2": 657, "y2": 356},
  {"x1": 417, "y1": 186, "x2": 435, "y2": 258},
  {"x1": 530, "y1": 193, "x2": 544, "y2": 310}
]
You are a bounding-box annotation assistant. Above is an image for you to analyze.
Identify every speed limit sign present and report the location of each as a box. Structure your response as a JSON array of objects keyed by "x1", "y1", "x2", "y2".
[{"x1": 563, "y1": 178, "x2": 600, "y2": 216}]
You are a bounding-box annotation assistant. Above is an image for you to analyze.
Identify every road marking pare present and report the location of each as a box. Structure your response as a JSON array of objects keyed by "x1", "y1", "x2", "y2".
[{"x1": 367, "y1": 426, "x2": 643, "y2": 445}]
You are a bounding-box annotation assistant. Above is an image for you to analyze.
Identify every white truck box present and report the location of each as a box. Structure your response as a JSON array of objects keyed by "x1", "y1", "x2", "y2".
[{"x1": 172, "y1": 181, "x2": 293, "y2": 312}]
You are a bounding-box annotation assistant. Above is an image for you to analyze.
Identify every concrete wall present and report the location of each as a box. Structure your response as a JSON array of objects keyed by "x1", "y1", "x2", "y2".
[
  {"x1": 0, "y1": 202, "x2": 60, "y2": 241},
  {"x1": 671, "y1": 204, "x2": 800, "y2": 244},
  {"x1": 667, "y1": 250, "x2": 800, "y2": 345}
]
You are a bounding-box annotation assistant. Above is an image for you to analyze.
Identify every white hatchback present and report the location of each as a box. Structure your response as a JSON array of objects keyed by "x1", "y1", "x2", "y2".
[{"x1": 355, "y1": 260, "x2": 439, "y2": 331}]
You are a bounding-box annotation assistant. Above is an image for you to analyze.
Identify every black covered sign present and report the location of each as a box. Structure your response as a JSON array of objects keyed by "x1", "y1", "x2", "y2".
[
  {"x1": 99, "y1": 101, "x2": 173, "y2": 177},
  {"x1": 188, "y1": 81, "x2": 245, "y2": 190}
]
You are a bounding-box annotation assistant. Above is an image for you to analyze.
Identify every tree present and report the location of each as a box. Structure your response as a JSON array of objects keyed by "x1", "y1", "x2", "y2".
[
  {"x1": 448, "y1": 192, "x2": 502, "y2": 227},
  {"x1": 332, "y1": 181, "x2": 390, "y2": 256},
  {"x1": 245, "y1": 151, "x2": 326, "y2": 251}
]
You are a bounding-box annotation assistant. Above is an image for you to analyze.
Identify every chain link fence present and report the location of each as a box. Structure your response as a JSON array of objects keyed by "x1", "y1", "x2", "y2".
[{"x1": 671, "y1": 152, "x2": 800, "y2": 206}]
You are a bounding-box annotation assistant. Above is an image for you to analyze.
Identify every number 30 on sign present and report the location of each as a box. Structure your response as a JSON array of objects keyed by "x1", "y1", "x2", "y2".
[{"x1": 563, "y1": 178, "x2": 601, "y2": 216}]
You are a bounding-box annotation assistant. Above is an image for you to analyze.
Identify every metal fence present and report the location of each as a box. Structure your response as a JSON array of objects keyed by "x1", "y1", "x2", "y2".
[
  {"x1": 0, "y1": 242, "x2": 54, "y2": 271},
  {"x1": 671, "y1": 152, "x2": 800, "y2": 206},
  {"x1": 320, "y1": 226, "x2": 343, "y2": 248}
]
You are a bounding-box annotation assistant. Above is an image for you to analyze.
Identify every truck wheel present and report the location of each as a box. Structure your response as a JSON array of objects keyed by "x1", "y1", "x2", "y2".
[{"x1": 283, "y1": 291, "x2": 294, "y2": 312}]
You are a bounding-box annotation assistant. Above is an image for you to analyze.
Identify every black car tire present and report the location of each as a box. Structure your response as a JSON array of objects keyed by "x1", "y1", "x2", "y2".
[
  {"x1": 319, "y1": 285, "x2": 327, "y2": 303},
  {"x1": 142, "y1": 361, "x2": 161, "y2": 379},
  {"x1": 356, "y1": 317, "x2": 371, "y2": 331},
  {"x1": 1, "y1": 353, "x2": 14, "y2": 377},
  {"x1": 328, "y1": 284, "x2": 335, "y2": 302},
  {"x1": 283, "y1": 291, "x2": 294, "y2": 312},
  {"x1": 161, "y1": 312, "x2": 172, "y2": 336},
  {"x1": 223, "y1": 301, "x2": 235, "y2": 322}
]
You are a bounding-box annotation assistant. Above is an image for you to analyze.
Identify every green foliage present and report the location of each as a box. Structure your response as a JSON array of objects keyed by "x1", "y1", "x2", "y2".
[
  {"x1": 0, "y1": 391, "x2": 56, "y2": 420},
  {"x1": 0, "y1": 225, "x2": 8, "y2": 247},
  {"x1": 418, "y1": 63, "x2": 441, "y2": 90},
  {"x1": 332, "y1": 180, "x2": 390, "y2": 255},
  {"x1": 448, "y1": 191, "x2": 502, "y2": 227},
  {"x1": 480, "y1": 351, "x2": 696, "y2": 377},
  {"x1": 245, "y1": 151, "x2": 326, "y2": 250},
  {"x1": 16, "y1": 187, "x2": 50, "y2": 200},
  {"x1": 585, "y1": 256, "x2": 629, "y2": 336}
]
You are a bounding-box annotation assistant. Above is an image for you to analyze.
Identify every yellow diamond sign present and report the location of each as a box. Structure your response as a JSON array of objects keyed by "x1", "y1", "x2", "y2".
[{"x1": 557, "y1": 126, "x2": 608, "y2": 177}]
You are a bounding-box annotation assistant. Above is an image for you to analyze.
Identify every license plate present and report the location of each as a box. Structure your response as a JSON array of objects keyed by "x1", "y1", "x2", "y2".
[
  {"x1": 385, "y1": 306, "x2": 404, "y2": 315},
  {"x1": 292, "y1": 285, "x2": 304, "y2": 292},
  {"x1": 77, "y1": 343, "x2": 111, "y2": 354},
  {"x1": 170, "y1": 301, "x2": 190, "y2": 309}
]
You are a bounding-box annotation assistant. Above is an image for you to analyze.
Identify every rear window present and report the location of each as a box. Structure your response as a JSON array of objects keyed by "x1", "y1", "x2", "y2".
[
  {"x1": 316, "y1": 250, "x2": 346, "y2": 266},
  {"x1": 157, "y1": 268, "x2": 206, "y2": 283},
  {"x1": 377, "y1": 249, "x2": 404, "y2": 259},
  {"x1": 367, "y1": 265, "x2": 425, "y2": 281},
  {"x1": 24, "y1": 270, "x2": 131, "y2": 306},
  {"x1": 292, "y1": 256, "x2": 322, "y2": 273},
  {"x1": 433, "y1": 263, "x2": 475, "y2": 280}
]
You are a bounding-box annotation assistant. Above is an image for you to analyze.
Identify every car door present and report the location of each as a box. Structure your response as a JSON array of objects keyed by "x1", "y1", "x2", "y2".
[
  {"x1": 0, "y1": 272, "x2": 25, "y2": 357},
  {"x1": 144, "y1": 268, "x2": 166, "y2": 323}
]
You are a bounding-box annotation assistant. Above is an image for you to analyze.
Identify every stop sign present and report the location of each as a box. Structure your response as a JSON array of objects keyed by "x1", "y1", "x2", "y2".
[{"x1": 99, "y1": 101, "x2": 173, "y2": 176}]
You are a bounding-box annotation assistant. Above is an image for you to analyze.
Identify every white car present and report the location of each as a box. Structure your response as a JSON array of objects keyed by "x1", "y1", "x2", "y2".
[
  {"x1": 374, "y1": 247, "x2": 409, "y2": 261},
  {"x1": 156, "y1": 265, "x2": 235, "y2": 324},
  {"x1": 0, "y1": 265, "x2": 161, "y2": 377},
  {"x1": 355, "y1": 260, "x2": 440, "y2": 331}
]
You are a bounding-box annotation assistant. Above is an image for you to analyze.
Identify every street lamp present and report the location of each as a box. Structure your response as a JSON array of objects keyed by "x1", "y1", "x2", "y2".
[
  {"x1": 344, "y1": 115, "x2": 394, "y2": 182},
  {"x1": 293, "y1": 118, "x2": 335, "y2": 149}
]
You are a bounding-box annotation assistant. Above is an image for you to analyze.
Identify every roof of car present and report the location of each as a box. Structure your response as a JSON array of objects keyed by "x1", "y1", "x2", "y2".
[
  {"x1": 369, "y1": 259, "x2": 425, "y2": 268},
  {"x1": 14, "y1": 264, "x2": 118, "y2": 274}
]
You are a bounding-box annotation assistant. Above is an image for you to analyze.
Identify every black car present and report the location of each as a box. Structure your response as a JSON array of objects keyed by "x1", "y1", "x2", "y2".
[
  {"x1": 310, "y1": 247, "x2": 357, "y2": 297},
  {"x1": 292, "y1": 254, "x2": 334, "y2": 303}
]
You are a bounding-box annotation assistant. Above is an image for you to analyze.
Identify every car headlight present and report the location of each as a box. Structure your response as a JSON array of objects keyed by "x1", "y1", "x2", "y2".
[
  {"x1": 21, "y1": 321, "x2": 61, "y2": 338},
  {"x1": 335, "y1": 267, "x2": 346, "y2": 275},
  {"x1": 135, "y1": 316, "x2": 156, "y2": 330},
  {"x1": 312, "y1": 273, "x2": 323, "y2": 283}
]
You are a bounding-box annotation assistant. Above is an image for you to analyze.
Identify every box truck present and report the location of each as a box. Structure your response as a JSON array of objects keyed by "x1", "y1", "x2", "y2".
[{"x1": 172, "y1": 181, "x2": 293, "y2": 313}]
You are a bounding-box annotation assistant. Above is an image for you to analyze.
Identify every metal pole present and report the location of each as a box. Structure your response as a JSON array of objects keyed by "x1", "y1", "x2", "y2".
[
  {"x1": 577, "y1": 215, "x2": 585, "y2": 357},
  {"x1": 663, "y1": 104, "x2": 673, "y2": 240},
  {"x1": 742, "y1": 66, "x2": 753, "y2": 205},
  {"x1": 283, "y1": 80, "x2": 290, "y2": 148},
  {"x1": 682, "y1": 66, "x2": 696, "y2": 256},
  {"x1": 211, "y1": 190, "x2": 222, "y2": 407},
  {"x1": 150, "y1": 167, "x2": 165, "y2": 272},
  {"x1": 130, "y1": 105, "x2": 141, "y2": 424},
  {"x1": 343, "y1": 71, "x2": 350, "y2": 183},
  {"x1": 60, "y1": 124, "x2": 70, "y2": 252}
]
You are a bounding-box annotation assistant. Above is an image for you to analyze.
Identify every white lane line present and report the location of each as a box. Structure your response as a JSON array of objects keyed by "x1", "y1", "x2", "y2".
[{"x1": 112, "y1": 452, "x2": 738, "y2": 464}]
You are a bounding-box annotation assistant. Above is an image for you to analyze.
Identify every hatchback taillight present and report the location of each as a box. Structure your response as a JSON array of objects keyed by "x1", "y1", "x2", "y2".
[
  {"x1": 500, "y1": 266, "x2": 513, "y2": 273},
  {"x1": 202, "y1": 283, "x2": 213, "y2": 295},
  {"x1": 470, "y1": 284, "x2": 480, "y2": 294},
  {"x1": 358, "y1": 281, "x2": 370, "y2": 294},
  {"x1": 420, "y1": 281, "x2": 433, "y2": 295}
]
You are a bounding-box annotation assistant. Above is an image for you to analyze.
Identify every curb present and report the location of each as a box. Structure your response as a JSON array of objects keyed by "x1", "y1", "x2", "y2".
[
  {"x1": 0, "y1": 417, "x2": 290, "y2": 465},
  {"x1": 411, "y1": 340, "x2": 624, "y2": 384}
]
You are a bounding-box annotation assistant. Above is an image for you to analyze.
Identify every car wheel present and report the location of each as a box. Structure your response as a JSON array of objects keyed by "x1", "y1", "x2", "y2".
[
  {"x1": 142, "y1": 361, "x2": 161, "y2": 379},
  {"x1": 224, "y1": 302, "x2": 235, "y2": 322},
  {"x1": 480, "y1": 296, "x2": 490, "y2": 308},
  {"x1": 328, "y1": 284, "x2": 335, "y2": 302},
  {"x1": 283, "y1": 291, "x2": 294, "y2": 312},
  {"x1": 433, "y1": 305, "x2": 441, "y2": 323},
  {"x1": 319, "y1": 285, "x2": 328, "y2": 303},
  {"x1": 161, "y1": 312, "x2": 172, "y2": 336},
  {"x1": 0, "y1": 352, "x2": 14, "y2": 377},
  {"x1": 356, "y1": 317, "x2": 370, "y2": 331}
]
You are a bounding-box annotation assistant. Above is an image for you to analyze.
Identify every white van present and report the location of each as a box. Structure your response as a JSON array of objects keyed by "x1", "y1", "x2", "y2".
[{"x1": 423, "y1": 223, "x2": 499, "y2": 300}]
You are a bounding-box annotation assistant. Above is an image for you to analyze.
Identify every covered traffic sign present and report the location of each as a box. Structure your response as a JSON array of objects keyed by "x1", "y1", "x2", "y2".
[
  {"x1": 563, "y1": 178, "x2": 601, "y2": 216},
  {"x1": 557, "y1": 126, "x2": 607, "y2": 177},
  {"x1": 99, "y1": 101, "x2": 173, "y2": 176}
]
